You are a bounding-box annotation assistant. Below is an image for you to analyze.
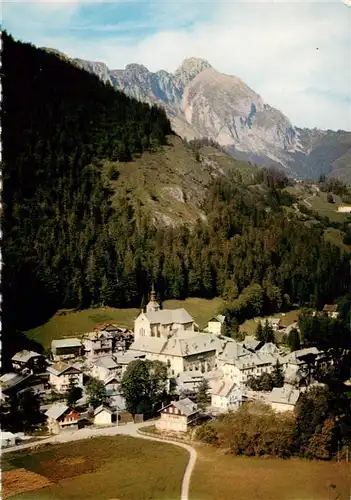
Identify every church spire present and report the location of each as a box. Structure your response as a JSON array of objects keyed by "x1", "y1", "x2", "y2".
[
  {"x1": 146, "y1": 282, "x2": 160, "y2": 313},
  {"x1": 150, "y1": 282, "x2": 156, "y2": 301}
]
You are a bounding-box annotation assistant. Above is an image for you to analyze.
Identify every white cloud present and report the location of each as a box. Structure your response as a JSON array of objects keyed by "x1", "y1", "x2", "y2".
[{"x1": 3, "y1": 0, "x2": 351, "y2": 130}]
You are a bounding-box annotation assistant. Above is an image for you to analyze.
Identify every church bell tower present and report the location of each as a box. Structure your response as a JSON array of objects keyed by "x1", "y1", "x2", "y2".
[{"x1": 146, "y1": 283, "x2": 160, "y2": 313}]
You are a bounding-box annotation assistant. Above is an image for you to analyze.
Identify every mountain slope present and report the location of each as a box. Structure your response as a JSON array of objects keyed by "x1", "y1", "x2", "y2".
[
  {"x1": 4, "y1": 33, "x2": 350, "y2": 368},
  {"x1": 73, "y1": 56, "x2": 351, "y2": 182}
]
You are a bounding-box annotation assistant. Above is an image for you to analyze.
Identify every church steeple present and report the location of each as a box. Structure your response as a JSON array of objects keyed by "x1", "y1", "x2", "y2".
[{"x1": 146, "y1": 283, "x2": 160, "y2": 313}]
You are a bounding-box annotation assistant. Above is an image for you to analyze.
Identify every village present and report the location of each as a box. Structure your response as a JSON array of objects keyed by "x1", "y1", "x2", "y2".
[{"x1": 0, "y1": 287, "x2": 339, "y2": 448}]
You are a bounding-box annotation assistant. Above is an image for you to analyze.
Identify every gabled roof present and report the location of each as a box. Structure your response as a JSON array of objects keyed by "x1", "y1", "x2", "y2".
[
  {"x1": 211, "y1": 379, "x2": 237, "y2": 398},
  {"x1": 94, "y1": 404, "x2": 114, "y2": 416},
  {"x1": 47, "y1": 361, "x2": 82, "y2": 376},
  {"x1": 51, "y1": 338, "x2": 82, "y2": 349},
  {"x1": 161, "y1": 398, "x2": 199, "y2": 417},
  {"x1": 45, "y1": 403, "x2": 70, "y2": 420},
  {"x1": 12, "y1": 350, "x2": 42, "y2": 363},
  {"x1": 92, "y1": 356, "x2": 118, "y2": 370},
  {"x1": 209, "y1": 315, "x2": 226, "y2": 324},
  {"x1": 243, "y1": 336, "x2": 262, "y2": 351},
  {"x1": 259, "y1": 342, "x2": 279, "y2": 355},
  {"x1": 0, "y1": 372, "x2": 32, "y2": 390},
  {"x1": 143, "y1": 308, "x2": 194, "y2": 325},
  {"x1": 104, "y1": 374, "x2": 119, "y2": 385},
  {"x1": 267, "y1": 385, "x2": 300, "y2": 406},
  {"x1": 218, "y1": 341, "x2": 251, "y2": 363}
]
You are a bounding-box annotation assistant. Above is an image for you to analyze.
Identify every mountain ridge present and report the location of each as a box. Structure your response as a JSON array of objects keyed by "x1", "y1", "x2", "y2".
[{"x1": 70, "y1": 55, "x2": 351, "y2": 182}]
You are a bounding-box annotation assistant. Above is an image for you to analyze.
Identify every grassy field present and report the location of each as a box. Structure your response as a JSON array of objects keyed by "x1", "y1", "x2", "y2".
[
  {"x1": 26, "y1": 297, "x2": 226, "y2": 349},
  {"x1": 191, "y1": 445, "x2": 351, "y2": 500},
  {"x1": 324, "y1": 227, "x2": 351, "y2": 253},
  {"x1": 102, "y1": 135, "x2": 257, "y2": 227},
  {"x1": 240, "y1": 309, "x2": 301, "y2": 337},
  {"x1": 4, "y1": 436, "x2": 350, "y2": 500},
  {"x1": 2, "y1": 436, "x2": 188, "y2": 500},
  {"x1": 285, "y1": 186, "x2": 349, "y2": 223}
]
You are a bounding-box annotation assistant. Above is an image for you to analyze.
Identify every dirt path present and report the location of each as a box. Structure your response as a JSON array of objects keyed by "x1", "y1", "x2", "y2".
[
  {"x1": 303, "y1": 185, "x2": 319, "y2": 207},
  {"x1": 2, "y1": 422, "x2": 198, "y2": 500},
  {"x1": 135, "y1": 429, "x2": 197, "y2": 500}
]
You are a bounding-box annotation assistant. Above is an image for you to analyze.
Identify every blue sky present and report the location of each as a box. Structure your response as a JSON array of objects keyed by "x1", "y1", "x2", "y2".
[{"x1": 3, "y1": 0, "x2": 351, "y2": 131}]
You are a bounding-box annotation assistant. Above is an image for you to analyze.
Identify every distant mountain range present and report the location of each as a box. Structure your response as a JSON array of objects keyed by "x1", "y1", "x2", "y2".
[{"x1": 59, "y1": 53, "x2": 350, "y2": 182}]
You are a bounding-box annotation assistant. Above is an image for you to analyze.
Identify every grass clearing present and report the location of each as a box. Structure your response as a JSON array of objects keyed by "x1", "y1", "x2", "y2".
[
  {"x1": 26, "y1": 297, "x2": 225, "y2": 349},
  {"x1": 191, "y1": 445, "x2": 351, "y2": 500},
  {"x1": 324, "y1": 228, "x2": 351, "y2": 253},
  {"x1": 240, "y1": 309, "x2": 301, "y2": 337},
  {"x1": 2, "y1": 436, "x2": 188, "y2": 500}
]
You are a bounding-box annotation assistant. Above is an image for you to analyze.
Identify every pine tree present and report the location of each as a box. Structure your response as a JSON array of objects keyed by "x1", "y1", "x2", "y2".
[
  {"x1": 196, "y1": 379, "x2": 210, "y2": 411},
  {"x1": 255, "y1": 322, "x2": 265, "y2": 342},
  {"x1": 263, "y1": 320, "x2": 275, "y2": 343},
  {"x1": 273, "y1": 360, "x2": 284, "y2": 388},
  {"x1": 288, "y1": 328, "x2": 301, "y2": 352}
]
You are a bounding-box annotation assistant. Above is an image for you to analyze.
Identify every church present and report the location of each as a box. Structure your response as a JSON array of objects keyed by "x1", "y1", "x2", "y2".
[
  {"x1": 129, "y1": 287, "x2": 227, "y2": 377},
  {"x1": 133, "y1": 285, "x2": 196, "y2": 341}
]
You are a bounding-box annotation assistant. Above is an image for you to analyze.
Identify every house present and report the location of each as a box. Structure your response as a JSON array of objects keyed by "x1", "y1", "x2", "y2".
[
  {"x1": 266, "y1": 385, "x2": 301, "y2": 412},
  {"x1": 259, "y1": 317, "x2": 282, "y2": 331},
  {"x1": 11, "y1": 350, "x2": 46, "y2": 374},
  {"x1": 45, "y1": 403, "x2": 80, "y2": 434},
  {"x1": 156, "y1": 398, "x2": 200, "y2": 433},
  {"x1": 47, "y1": 362, "x2": 83, "y2": 392},
  {"x1": 93, "y1": 323, "x2": 134, "y2": 352},
  {"x1": 90, "y1": 356, "x2": 119, "y2": 381},
  {"x1": 93, "y1": 404, "x2": 116, "y2": 425},
  {"x1": 1, "y1": 431, "x2": 16, "y2": 448},
  {"x1": 114, "y1": 351, "x2": 146, "y2": 377},
  {"x1": 176, "y1": 371, "x2": 205, "y2": 399},
  {"x1": 0, "y1": 372, "x2": 45, "y2": 397},
  {"x1": 322, "y1": 304, "x2": 339, "y2": 319},
  {"x1": 206, "y1": 315, "x2": 226, "y2": 335},
  {"x1": 337, "y1": 204, "x2": 351, "y2": 213},
  {"x1": 134, "y1": 288, "x2": 195, "y2": 341},
  {"x1": 51, "y1": 338, "x2": 82, "y2": 361},
  {"x1": 104, "y1": 375, "x2": 120, "y2": 396},
  {"x1": 82, "y1": 331, "x2": 114, "y2": 360},
  {"x1": 218, "y1": 342, "x2": 278, "y2": 387},
  {"x1": 211, "y1": 380, "x2": 243, "y2": 413}
]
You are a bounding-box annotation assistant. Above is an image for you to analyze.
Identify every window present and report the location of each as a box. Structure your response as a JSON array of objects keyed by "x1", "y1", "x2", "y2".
[{"x1": 140, "y1": 328, "x2": 145, "y2": 336}]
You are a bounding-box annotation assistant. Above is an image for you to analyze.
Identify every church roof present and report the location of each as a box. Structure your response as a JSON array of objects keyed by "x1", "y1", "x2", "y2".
[
  {"x1": 144, "y1": 308, "x2": 194, "y2": 325},
  {"x1": 129, "y1": 332, "x2": 221, "y2": 358}
]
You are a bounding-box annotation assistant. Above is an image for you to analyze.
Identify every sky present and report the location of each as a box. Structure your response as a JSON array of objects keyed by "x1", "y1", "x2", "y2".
[{"x1": 3, "y1": 0, "x2": 351, "y2": 131}]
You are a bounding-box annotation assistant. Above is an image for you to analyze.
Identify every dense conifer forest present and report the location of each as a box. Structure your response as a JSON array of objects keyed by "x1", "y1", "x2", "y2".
[{"x1": 2, "y1": 33, "x2": 350, "y2": 359}]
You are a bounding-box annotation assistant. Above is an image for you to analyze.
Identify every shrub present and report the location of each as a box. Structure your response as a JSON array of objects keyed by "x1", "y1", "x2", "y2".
[{"x1": 195, "y1": 423, "x2": 219, "y2": 446}]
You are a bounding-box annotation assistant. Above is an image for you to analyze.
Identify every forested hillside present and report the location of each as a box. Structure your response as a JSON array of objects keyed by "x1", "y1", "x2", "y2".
[{"x1": 2, "y1": 33, "x2": 350, "y2": 361}]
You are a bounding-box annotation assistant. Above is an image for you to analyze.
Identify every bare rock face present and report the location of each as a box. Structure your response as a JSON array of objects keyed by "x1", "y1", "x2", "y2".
[{"x1": 73, "y1": 56, "x2": 351, "y2": 180}]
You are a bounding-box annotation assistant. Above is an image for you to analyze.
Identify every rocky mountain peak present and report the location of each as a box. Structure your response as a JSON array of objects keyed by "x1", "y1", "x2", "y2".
[
  {"x1": 70, "y1": 52, "x2": 351, "y2": 181},
  {"x1": 124, "y1": 63, "x2": 150, "y2": 75},
  {"x1": 174, "y1": 57, "x2": 213, "y2": 86}
]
